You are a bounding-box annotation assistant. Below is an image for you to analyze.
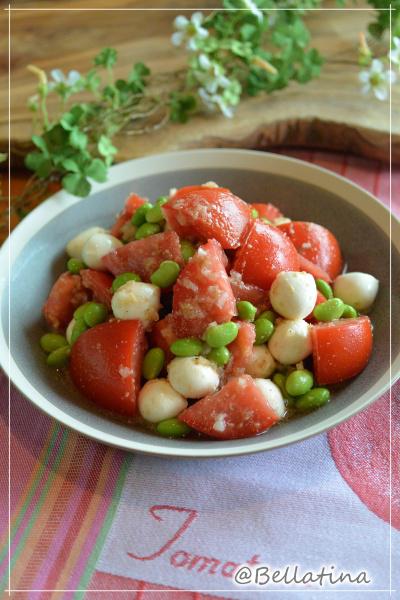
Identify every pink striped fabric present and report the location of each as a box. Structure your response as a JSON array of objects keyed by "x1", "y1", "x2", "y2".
[{"x1": 0, "y1": 149, "x2": 398, "y2": 599}]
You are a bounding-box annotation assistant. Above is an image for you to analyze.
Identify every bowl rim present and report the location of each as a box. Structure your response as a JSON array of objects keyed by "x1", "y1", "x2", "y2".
[{"x1": 1, "y1": 148, "x2": 399, "y2": 458}]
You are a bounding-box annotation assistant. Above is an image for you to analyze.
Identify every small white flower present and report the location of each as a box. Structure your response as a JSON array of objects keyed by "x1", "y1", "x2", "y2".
[
  {"x1": 359, "y1": 58, "x2": 396, "y2": 101},
  {"x1": 194, "y1": 54, "x2": 231, "y2": 94},
  {"x1": 242, "y1": 0, "x2": 263, "y2": 22},
  {"x1": 389, "y1": 36, "x2": 400, "y2": 67},
  {"x1": 198, "y1": 88, "x2": 234, "y2": 118},
  {"x1": 49, "y1": 69, "x2": 81, "y2": 89},
  {"x1": 171, "y1": 12, "x2": 208, "y2": 51}
]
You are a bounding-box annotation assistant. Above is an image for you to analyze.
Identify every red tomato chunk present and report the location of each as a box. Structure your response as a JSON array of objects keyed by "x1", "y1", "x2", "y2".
[
  {"x1": 232, "y1": 220, "x2": 299, "y2": 290},
  {"x1": 297, "y1": 254, "x2": 332, "y2": 283},
  {"x1": 81, "y1": 269, "x2": 113, "y2": 309},
  {"x1": 150, "y1": 314, "x2": 178, "y2": 362},
  {"x1": 179, "y1": 375, "x2": 280, "y2": 439},
  {"x1": 278, "y1": 221, "x2": 343, "y2": 280},
  {"x1": 163, "y1": 185, "x2": 252, "y2": 250},
  {"x1": 43, "y1": 272, "x2": 89, "y2": 331},
  {"x1": 102, "y1": 231, "x2": 184, "y2": 281},
  {"x1": 229, "y1": 271, "x2": 266, "y2": 306},
  {"x1": 110, "y1": 193, "x2": 146, "y2": 238},
  {"x1": 311, "y1": 316, "x2": 373, "y2": 385},
  {"x1": 226, "y1": 321, "x2": 256, "y2": 377},
  {"x1": 252, "y1": 202, "x2": 283, "y2": 221},
  {"x1": 70, "y1": 320, "x2": 147, "y2": 416},
  {"x1": 172, "y1": 239, "x2": 236, "y2": 337}
]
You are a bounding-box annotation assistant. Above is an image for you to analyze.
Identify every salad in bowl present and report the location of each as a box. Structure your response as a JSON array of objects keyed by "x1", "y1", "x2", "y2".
[{"x1": 39, "y1": 182, "x2": 379, "y2": 441}]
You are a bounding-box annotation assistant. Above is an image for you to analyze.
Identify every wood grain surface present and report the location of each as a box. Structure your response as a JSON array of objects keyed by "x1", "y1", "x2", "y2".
[{"x1": 1, "y1": 0, "x2": 398, "y2": 163}]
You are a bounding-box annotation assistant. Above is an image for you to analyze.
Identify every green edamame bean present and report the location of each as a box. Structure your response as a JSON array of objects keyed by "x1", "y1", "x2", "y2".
[
  {"x1": 135, "y1": 222, "x2": 161, "y2": 240},
  {"x1": 207, "y1": 346, "x2": 231, "y2": 366},
  {"x1": 74, "y1": 302, "x2": 92, "y2": 320},
  {"x1": 180, "y1": 240, "x2": 196, "y2": 261},
  {"x1": 237, "y1": 301, "x2": 257, "y2": 322},
  {"x1": 251, "y1": 208, "x2": 259, "y2": 218},
  {"x1": 67, "y1": 257, "x2": 85, "y2": 274},
  {"x1": 70, "y1": 319, "x2": 88, "y2": 345},
  {"x1": 295, "y1": 387, "x2": 330, "y2": 412},
  {"x1": 315, "y1": 278, "x2": 333, "y2": 300},
  {"x1": 272, "y1": 373, "x2": 295, "y2": 408},
  {"x1": 259, "y1": 310, "x2": 277, "y2": 323},
  {"x1": 150, "y1": 260, "x2": 181, "y2": 288},
  {"x1": 285, "y1": 369, "x2": 314, "y2": 397},
  {"x1": 83, "y1": 302, "x2": 108, "y2": 327},
  {"x1": 131, "y1": 203, "x2": 152, "y2": 226},
  {"x1": 40, "y1": 333, "x2": 68, "y2": 354},
  {"x1": 145, "y1": 204, "x2": 165, "y2": 224},
  {"x1": 112, "y1": 272, "x2": 141, "y2": 292},
  {"x1": 46, "y1": 345, "x2": 70, "y2": 367},
  {"x1": 342, "y1": 304, "x2": 358, "y2": 318},
  {"x1": 142, "y1": 347, "x2": 165, "y2": 380},
  {"x1": 254, "y1": 318, "x2": 274, "y2": 345},
  {"x1": 313, "y1": 298, "x2": 345, "y2": 322},
  {"x1": 156, "y1": 418, "x2": 191, "y2": 438},
  {"x1": 205, "y1": 322, "x2": 239, "y2": 348},
  {"x1": 170, "y1": 337, "x2": 204, "y2": 357}
]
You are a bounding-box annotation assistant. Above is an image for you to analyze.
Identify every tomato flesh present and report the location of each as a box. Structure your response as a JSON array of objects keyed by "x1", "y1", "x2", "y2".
[
  {"x1": 278, "y1": 221, "x2": 343, "y2": 280},
  {"x1": 252, "y1": 202, "x2": 283, "y2": 221},
  {"x1": 150, "y1": 314, "x2": 178, "y2": 362},
  {"x1": 43, "y1": 272, "x2": 89, "y2": 331},
  {"x1": 229, "y1": 271, "x2": 266, "y2": 306},
  {"x1": 311, "y1": 316, "x2": 373, "y2": 385},
  {"x1": 232, "y1": 220, "x2": 299, "y2": 290},
  {"x1": 70, "y1": 320, "x2": 146, "y2": 416},
  {"x1": 163, "y1": 186, "x2": 252, "y2": 249},
  {"x1": 297, "y1": 254, "x2": 332, "y2": 283},
  {"x1": 172, "y1": 239, "x2": 236, "y2": 337},
  {"x1": 110, "y1": 193, "x2": 146, "y2": 238},
  {"x1": 102, "y1": 231, "x2": 184, "y2": 281},
  {"x1": 226, "y1": 321, "x2": 256, "y2": 377},
  {"x1": 179, "y1": 375, "x2": 280, "y2": 439},
  {"x1": 81, "y1": 269, "x2": 113, "y2": 308}
]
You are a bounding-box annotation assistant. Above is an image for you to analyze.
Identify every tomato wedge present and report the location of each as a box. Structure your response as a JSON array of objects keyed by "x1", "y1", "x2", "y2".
[
  {"x1": 172, "y1": 239, "x2": 236, "y2": 337},
  {"x1": 278, "y1": 221, "x2": 343, "y2": 280},
  {"x1": 226, "y1": 321, "x2": 256, "y2": 377},
  {"x1": 232, "y1": 220, "x2": 299, "y2": 290},
  {"x1": 70, "y1": 320, "x2": 147, "y2": 416},
  {"x1": 179, "y1": 375, "x2": 280, "y2": 439},
  {"x1": 43, "y1": 272, "x2": 89, "y2": 331},
  {"x1": 110, "y1": 193, "x2": 146, "y2": 238},
  {"x1": 163, "y1": 185, "x2": 252, "y2": 249},
  {"x1": 81, "y1": 269, "x2": 113, "y2": 308},
  {"x1": 312, "y1": 316, "x2": 373, "y2": 385},
  {"x1": 252, "y1": 202, "x2": 283, "y2": 221},
  {"x1": 229, "y1": 271, "x2": 267, "y2": 306},
  {"x1": 297, "y1": 254, "x2": 332, "y2": 283},
  {"x1": 150, "y1": 314, "x2": 178, "y2": 362}
]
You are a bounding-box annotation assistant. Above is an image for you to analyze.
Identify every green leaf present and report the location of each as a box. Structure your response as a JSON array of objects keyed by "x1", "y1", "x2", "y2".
[
  {"x1": 61, "y1": 158, "x2": 81, "y2": 173},
  {"x1": 25, "y1": 152, "x2": 53, "y2": 178},
  {"x1": 0, "y1": 153, "x2": 7, "y2": 163},
  {"x1": 97, "y1": 135, "x2": 117, "y2": 158},
  {"x1": 31, "y1": 135, "x2": 48, "y2": 154},
  {"x1": 127, "y1": 62, "x2": 151, "y2": 92},
  {"x1": 85, "y1": 158, "x2": 107, "y2": 182},
  {"x1": 43, "y1": 125, "x2": 69, "y2": 153},
  {"x1": 62, "y1": 173, "x2": 91, "y2": 197},
  {"x1": 69, "y1": 128, "x2": 88, "y2": 151},
  {"x1": 94, "y1": 47, "x2": 118, "y2": 69}
]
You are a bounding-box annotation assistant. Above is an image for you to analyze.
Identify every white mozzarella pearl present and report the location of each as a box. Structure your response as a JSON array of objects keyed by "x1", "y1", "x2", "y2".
[
  {"x1": 270, "y1": 271, "x2": 317, "y2": 320},
  {"x1": 246, "y1": 345, "x2": 276, "y2": 379},
  {"x1": 333, "y1": 272, "x2": 379, "y2": 312},
  {"x1": 66, "y1": 227, "x2": 107, "y2": 260},
  {"x1": 268, "y1": 319, "x2": 312, "y2": 365},
  {"x1": 111, "y1": 281, "x2": 160, "y2": 327},
  {"x1": 138, "y1": 379, "x2": 187, "y2": 423},
  {"x1": 66, "y1": 318, "x2": 76, "y2": 345},
  {"x1": 167, "y1": 356, "x2": 220, "y2": 399},
  {"x1": 254, "y1": 378, "x2": 286, "y2": 419},
  {"x1": 81, "y1": 233, "x2": 122, "y2": 270}
]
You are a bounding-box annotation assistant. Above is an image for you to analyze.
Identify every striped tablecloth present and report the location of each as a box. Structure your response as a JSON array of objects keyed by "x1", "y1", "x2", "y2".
[{"x1": 1, "y1": 149, "x2": 399, "y2": 599}]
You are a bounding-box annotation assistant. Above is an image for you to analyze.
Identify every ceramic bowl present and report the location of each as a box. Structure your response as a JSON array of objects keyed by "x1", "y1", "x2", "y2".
[{"x1": 1, "y1": 149, "x2": 399, "y2": 457}]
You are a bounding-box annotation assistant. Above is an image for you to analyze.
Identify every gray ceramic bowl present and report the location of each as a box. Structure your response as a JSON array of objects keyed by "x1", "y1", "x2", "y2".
[{"x1": 1, "y1": 149, "x2": 399, "y2": 457}]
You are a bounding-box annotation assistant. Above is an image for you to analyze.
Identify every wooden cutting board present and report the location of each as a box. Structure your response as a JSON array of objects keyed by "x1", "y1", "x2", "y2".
[{"x1": 1, "y1": 0, "x2": 399, "y2": 164}]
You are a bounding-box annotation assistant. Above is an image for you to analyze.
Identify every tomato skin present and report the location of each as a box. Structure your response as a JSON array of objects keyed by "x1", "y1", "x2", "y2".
[
  {"x1": 81, "y1": 269, "x2": 113, "y2": 308},
  {"x1": 150, "y1": 314, "x2": 177, "y2": 362},
  {"x1": 229, "y1": 271, "x2": 267, "y2": 306},
  {"x1": 172, "y1": 239, "x2": 236, "y2": 337},
  {"x1": 232, "y1": 220, "x2": 300, "y2": 290},
  {"x1": 102, "y1": 231, "x2": 184, "y2": 281},
  {"x1": 297, "y1": 254, "x2": 332, "y2": 283},
  {"x1": 110, "y1": 193, "x2": 146, "y2": 238},
  {"x1": 163, "y1": 186, "x2": 252, "y2": 249},
  {"x1": 179, "y1": 375, "x2": 279, "y2": 440},
  {"x1": 278, "y1": 221, "x2": 343, "y2": 280},
  {"x1": 252, "y1": 202, "x2": 283, "y2": 221},
  {"x1": 43, "y1": 272, "x2": 89, "y2": 331},
  {"x1": 226, "y1": 321, "x2": 256, "y2": 377},
  {"x1": 70, "y1": 320, "x2": 147, "y2": 416},
  {"x1": 311, "y1": 316, "x2": 373, "y2": 385}
]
